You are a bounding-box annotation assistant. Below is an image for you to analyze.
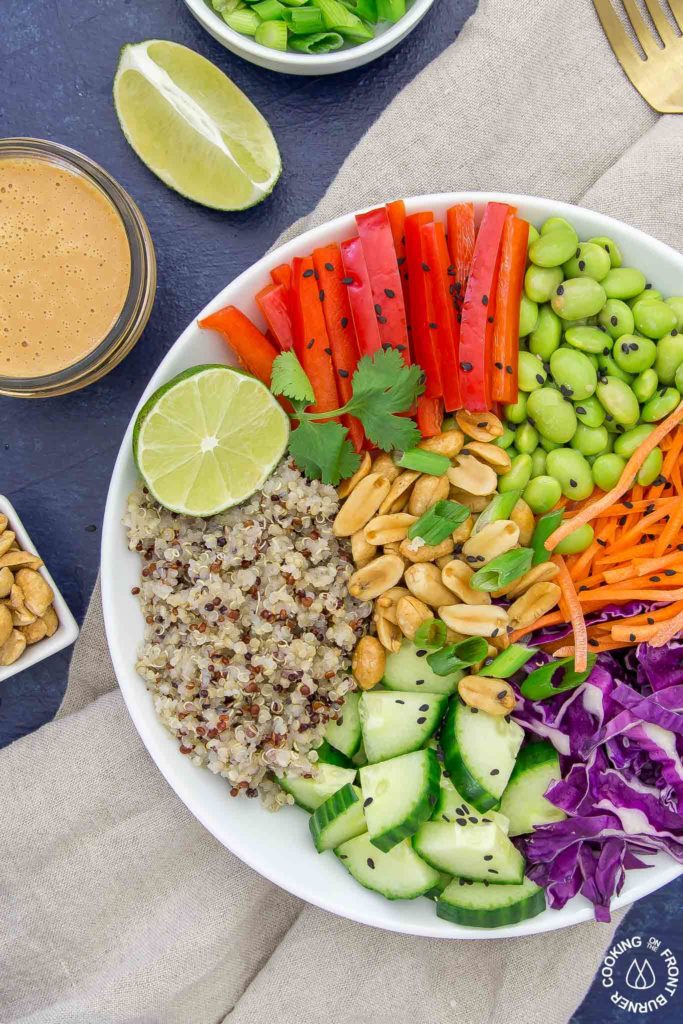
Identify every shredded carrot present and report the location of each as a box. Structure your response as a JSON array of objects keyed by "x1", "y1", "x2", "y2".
[
  {"x1": 552, "y1": 555, "x2": 588, "y2": 671},
  {"x1": 606, "y1": 601, "x2": 683, "y2": 630},
  {"x1": 579, "y1": 588, "x2": 683, "y2": 603},
  {"x1": 569, "y1": 540, "x2": 601, "y2": 582},
  {"x1": 611, "y1": 622, "x2": 663, "y2": 643},
  {"x1": 508, "y1": 611, "x2": 564, "y2": 643},
  {"x1": 635, "y1": 552, "x2": 683, "y2": 577},
  {"x1": 650, "y1": 606, "x2": 683, "y2": 647},
  {"x1": 602, "y1": 566, "x2": 637, "y2": 585}
]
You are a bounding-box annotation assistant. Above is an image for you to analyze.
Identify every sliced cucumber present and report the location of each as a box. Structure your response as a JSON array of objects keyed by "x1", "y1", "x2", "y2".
[
  {"x1": 441, "y1": 697, "x2": 524, "y2": 812},
  {"x1": 309, "y1": 783, "x2": 366, "y2": 853},
  {"x1": 359, "y1": 690, "x2": 447, "y2": 763},
  {"x1": 437, "y1": 876, "x2": 546, "y2": 928},
  {"x1": 277, "y1": 763, "x2": 356, "y2": 812},
  {"x1": 431, "y1": 777, "x2": 510, "y2": 834},
  {"x1": 315, "y1": 739, "x2": 354, "y2": 769},
  {"x1": 413, "y1": 820, "x2": 525, "y2": 884},
  {"x1": 383, "y1": 641, "x2": 463, "y2": 694},
  {"x1": 425, "y1": 871, "x2": 453, "y2": 900},
  {"x1": 498, "y1": 741, "x2": 566, "y2": 837},
  {"x1": 335, "y1": 834, "x2": 440, "y2": 900},
  {"x1": 351, "y1": 743, "x2": 368, "y2": 768},
  {"x1": 325, "y1": 691, "x2": 362, "y2": 758},
  {"x1": 360, "y1": 748, "x2": 441, "y2": 852}
]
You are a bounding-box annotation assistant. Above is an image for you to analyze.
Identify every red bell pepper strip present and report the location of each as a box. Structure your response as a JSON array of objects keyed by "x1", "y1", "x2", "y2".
[
  {"x1": 447, "y1": 203, "x2": 476, "y2": 303},
  {"x1": 340, "y1": 236, "x2": 383, "y2": 357},
  {"x1": 198, "y1": 306, "x2": 279, "y2": 386},
  {"x1": 312, "y1": 243, "x2": 365, "y2": 452},
  {"x1": 270, "y1": 263, "x2": 292, "y2": 293},
  {"x1": 417, "y1": 396, "x2": 444, "y2": 438},
  {"x1": 292, "y1": 256, "x2": 340, "y2": 415},
  {"x1": 420, "y1": 221, "x2": 462, "y2": 412},
  {"x1": 492, "y1": 214, "x2": 529, "y2": 404},
  {"x1": 356, "y1": 206, "x2": 410, "y2": 361},
  {"x1": 386, "y1": 199, "x2": 411, "y2": 350},
  {"x1": 405, "y1": 212, "x2": 442, "y2": 398},
  {"x1": 256, "y1": 283, "x2": 294, "y2": 352},
  {"x1": 458, "y1": 202, "x2": 511, "y2": 411}
]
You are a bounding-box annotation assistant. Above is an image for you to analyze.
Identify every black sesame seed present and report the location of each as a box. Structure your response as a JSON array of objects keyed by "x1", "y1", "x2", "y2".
[
  {"x1": 338, "y1": 369, "x2": 349, "y2": 379},
  {"x1": 578, "y1": 260, "x2": 586, "y2": 271},
  {"x1": 340, "y1": 316, "x2": 348, "y2": 329},
  {"x1": 495, "y1": 361, "x2": 503, "y2": 370},
  {"x1": 536, "y1": 374, "x2": 545, "y2": 384},
  {"x1": 419, "y1": 704, "x2": 429, "y2": 711},
  {"x1": 456, "y1": 817, "x2": 467, "y2": 826},
  {"x1": 482, "y1": 295, "x2": 489, "y2": 306},
  {"x1": 417, "y1": 717, "x2": 427, "y2": 724},
  {"x1": 307, "y1": 338, "x2": 315, "y2": 349},
  {"x1": 421, "y1": 262, "x2": 430, "y2": 272},
  {"x1": 460, "y1": 361, "x2": 473, "y2": 372},
  {"x1": 429, "y1": 322, "x2": 438, "y2": 330},
  {"x1": 576, "y1": 406, "x2": 586, "y2": 414},
  {"x1": 384, "y1": 288, "x2": 395, "y2": 298},
  {"x1": 484, "y1": 855, "x2": 493, "y2": 861},
  {"x1": 374, "y1": 303, "x2": 382, "y2": 316},
  {"x1": 378, "y1": 316, "x2": 388, "y2": 325},
  {"x1": 416, "y1": 649, "x2": 427, "y2": 658},
  {"x1": 664, "y1": 569, "x2": 676, "y2": 576},
  {"x1": 506, "y1": 365, "x2": 513, "y2": 374},
  {"x1": 364, "y1": 797, "x2": 373, "y2": 807},
  {"x1": 324, "y1": 347, "x2": 332, "y2": 356},
  {"x1": 570, "y1": 478, "x2": 578, "y2": 488},
  {"x1": 395, "y1": 699, "x2": 405, "y2": 704},
  {"x1": 488, "y1": 869, "x2": 499, "y2": 875},
  {"x1": 415, "y1": 679, "x2": 425, "y2": 685},
  {"x1": 556, "y1": 285, "x2": 565, "y2": 295},
  {"x1": 490, "y1": 768, "x2": 500, "y2": 776},
  {"x1": 468, "y1": 816, "x2": 478, "y2": 824},
  {"x1": 303, "y1": 268, "x2": 314, "y2": 278},
  {"x1": 341, "y1": 276, "x2": 353, "y2": 285},
  {"x1": 647, "y1": 617, "x2": 655, "y2": 625},
  {"x1": 324, "y1": 262, "x2": 334, "y2": 272},
  {"x1": 319, "y1": 289, "x2": 325, "y2": 302},
  {"x1": 442, "y1": 814, "x2": 450, "y2": 823},
  {"x1": 497, "y1": 690, "x2": 507, "y2": 700},
  {"x1": 367, "y1": 858, "x2": 375, "y2": 869}
]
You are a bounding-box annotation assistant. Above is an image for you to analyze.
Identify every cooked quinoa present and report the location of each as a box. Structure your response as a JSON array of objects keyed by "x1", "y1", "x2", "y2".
[{"x1": 125, "y1": 460, "x2": 372, "y2": 809}]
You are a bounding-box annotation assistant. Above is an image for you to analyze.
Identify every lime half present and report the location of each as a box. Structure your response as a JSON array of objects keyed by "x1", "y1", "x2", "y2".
[
  {"x1": 134, "y1": 365, "x2": 289, "y2": 516},
  {"x1": 113, "y1": 40, "x2": 281, "y2": 211}
]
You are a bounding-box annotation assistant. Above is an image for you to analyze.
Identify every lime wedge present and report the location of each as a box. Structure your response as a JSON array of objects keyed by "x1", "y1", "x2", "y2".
[
  {"x1": 133, "y1": 365, "x2": 289, "y2": 516},
  {"x1": 113, "y1": 40, "x2": 281, "y2": 211}
]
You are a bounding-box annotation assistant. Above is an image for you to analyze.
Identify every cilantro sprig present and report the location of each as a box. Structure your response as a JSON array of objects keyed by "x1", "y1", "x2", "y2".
[{"x1": 271, "y1": 348, "x2": 425, "y2": 485}]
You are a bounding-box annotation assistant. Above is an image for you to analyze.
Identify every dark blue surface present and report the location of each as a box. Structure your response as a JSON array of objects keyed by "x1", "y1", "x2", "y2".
[{"x1": 1, "y1": 1, "x2": 680, "y2": 1020}]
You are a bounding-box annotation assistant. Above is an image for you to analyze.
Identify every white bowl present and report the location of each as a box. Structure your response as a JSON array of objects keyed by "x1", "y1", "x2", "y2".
[
  {"x1": 0, "y1": 496, "x2": 79, "y2": 682},
  {"x1": 102, "y1": 192, "x2": 683, "y2": 938},
  {"x1": 183, "y1": 0, "x2": 436, "y2": 75}
]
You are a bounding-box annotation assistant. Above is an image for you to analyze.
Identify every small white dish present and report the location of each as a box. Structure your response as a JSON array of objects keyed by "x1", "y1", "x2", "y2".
[
  {"x1": 0, "y1": 496, "x2": 79, "y2": 683},
  {"x1": 183, "y1": 0, "x2": 436, "y2": 75}
]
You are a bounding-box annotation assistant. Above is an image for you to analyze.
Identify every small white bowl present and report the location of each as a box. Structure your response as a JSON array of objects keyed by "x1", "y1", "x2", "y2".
[
  {"x1": 183, "y1": 0, "x2": 436, "y2": 75},
  {"x1": 0, "y1": 496, "x2": 79, "y2": 683}
]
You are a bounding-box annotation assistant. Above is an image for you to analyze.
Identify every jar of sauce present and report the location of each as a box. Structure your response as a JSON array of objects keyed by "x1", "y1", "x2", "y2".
[{"x1": 0, "y1": 138, "x2": 156, "y2": 397}]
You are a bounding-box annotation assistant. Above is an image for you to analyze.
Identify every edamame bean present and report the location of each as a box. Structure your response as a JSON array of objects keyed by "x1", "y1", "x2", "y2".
[
  {"x1": 633, "y1": 300, "x2": 678, "y2": 340},
  {"x1": 545, "y1": 448, "x2": 594, "y2": 500},
  {"x1": 526, "y1": 387, "x2": 577, "y2": 443},
  {"x1": 515, "y1": 423, "x2": 539, "y2": 454},
  {"x1": 612, "y1": 334, "x2": 657, "y2": 374},
  {"x1": 597, "y1": 353, "x2": 634, "y2": 384},
  {"x1": 641, "y1": 386, "x2": 681, "y2": 422},
  {"x1": 504, "y1": 393, "x2": 528, "y2": 424},
  {"x1": 528, "y1": 304, "x2": 562, "y2": 359},
  {"x1": 601, "y1": 267, "x2": 647, "y2": 300},
  {"x1": 505, "y1": 446, "x2": 520, "y2": 460},
  {"x1": 527, "y1": 224, "x2": 540, "y2": 246},
  {"x1": 637, "y1": 447, "x2": 663, "y2": 486},
  {"x1": 549, "y1": 347, "x2": 598, "y2": 401},
  {"x1": 541, "y1": 217, "x2": 574, "y2": 235},
  {"x1": 629, "y1": 288, "x2": 663, "y2": 309},
  {"x1": 540, "y1": 436, "x2": 562, "y2": 452},
  {"x1": 526, "y1": 265, "x2": 564, "y2": 304},
  {"x1": 574, "y1": 394, "x2": 606, "y2": 427},
  {"x1": 589, "y1": 236, "x2": 622, "y2": 268},
  {"x1": 666, "y1": 297, "x2": 683, "y2": 331},
  {"x1": 655, "y1": 331, "x2": 683, "y2": 384},
  {"x1": 493, "y1": 427, "x2": 516, "y2": 449},
  {"x1": 571, "y1": 423, "x2": 609, "y2": 456},
  {"x1": 554, "y1": 523, "x2": 595, "y2": 555},
  {"x1": 613, "y1": 424, "x2": 655, "y2": 458},
  {"x1": 632, "y1": 368, "x2": 659, "y2": 404},
  {"x1": 676, "y1": 362, "x2": 683, "y2": 395},
  {"x1": 564, "y1": 325, "x2": 613, "y2": 355},
  {"x1": 592, "y1": 453, "x2": 626, "y2": 491},
  {"x1": 598, "y1": 299, "x2": 634, "y2": 340},
  {"x1": 596, "y1": 376, "x2": 640, "y2": 425},
  {"x1": 518, "y1": 351, "x2": 548, "y2": 392},
  {"x1": 563, "y1": 242, "x2": 611, "y2": 282},
  {"x1": 523, "y1": 475, "x2": 562, "y2": 515},
  {"x1": 498, "y1": 453, "x2": 533, "y2": 493},
  {"x1": 530, "y1": 448, "x2": 547, "y2": 476},
  {"x1": 551, "y1": 278, "x2": 606, "y2": 321},
  {"x1": 530, "y1": 228, "x2": 579, "y2": 268},
  {"x1": 519, "y1": 293, "x2": 539, "y2": 337}
]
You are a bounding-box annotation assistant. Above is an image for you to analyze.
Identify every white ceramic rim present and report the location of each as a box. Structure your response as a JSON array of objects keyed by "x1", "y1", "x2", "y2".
[
  {"x1": 183, "y1": 0, "x2": 436, "y2": 71},
  {"x1": 102, "y1": 191, "x2": 683, "y2": 939},
  {"x1": 0, "y1": 495, "x2": 79, "y2": 682}
]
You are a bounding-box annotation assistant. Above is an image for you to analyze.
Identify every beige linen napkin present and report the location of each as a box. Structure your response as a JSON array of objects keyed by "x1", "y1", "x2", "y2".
[{"x1": 3, "y1": 1, "x2": 683, "y2": 1021}]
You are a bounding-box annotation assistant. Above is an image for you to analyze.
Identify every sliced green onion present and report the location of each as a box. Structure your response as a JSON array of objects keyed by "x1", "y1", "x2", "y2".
[
  {"x1": 470, "y1": 548, "x2": 534, "y2": 592},
  {"x1": 521, "y1": 653, "x2": 597, "y2": 701},
  {"x1": 472, "y1": 490, "x2": 521, "y2": 534},
  {"x1": 396, "y1": 448, "x2": 450, "y2": 476},
  {"x1": 313, "y1": 0, "x2": 373, "y2": 38},
  {"x1": 280, "y1": 0, "x2": 311, "y2": 5},
  {"x1": 531, "y1": 509, "x2": 564, "y2": 565},
  {"x1": 226, "y1": 8, "x2": 261, "y2": 33},
  {"x1": 427, "y1": 637, "x2": 488, "y2": 676},
  {"x1": 253, "y1": 0, "x2": 286, "y2": 17},
  {"x1": 407, "y1": 500, "x2": 470, "y2": 546},
  {"x1": 213, "y1": 0, "x2": 246, "y2": 15},
  {"x1": 376, "y1": 0, "x2": 405, "y2": 20},
  {"x1": 255, "y1": 19, "x2": 289, "y2": 46},
  {"x1": 289, "y1": 30, "x2": 344, "y2": 51},
  {"x1": 413, "y1": 618, "x2": 447, "y2": 650},
  {"x1": 283, "y1": 7, "x2": 325, "y2": 31},
  {"x1": 479, "y1": 643, "x2": 537, "y2": 678},
  {"x1": 342, "y1": 0, "x2": 378, "y2": 21}
]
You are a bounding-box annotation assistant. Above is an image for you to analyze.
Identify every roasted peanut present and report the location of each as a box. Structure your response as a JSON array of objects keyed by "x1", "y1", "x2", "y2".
[
  {"x1": 408, "y1": 473, "x2": 450, "y2": 517},
  {"x1": 418, "y1": 430, "x2": 465, "y2": 458},
  {"x1": 42, "y1": 605, "x2": 59, "y2": 638},
  {"x1": 451, "y1": 515, "x2": 474, "y2": 546},
  {"x1": 352, "y1": 635, "x2": 386, "y2": 690},
  {"x1": 458, "y1": 675, "x2": 516, "y2": 716},
  {"x1": 6, "y1": 585, "x2": 36, "y2": 627},
  {"x1": 399, "y1": 536, "x2": 454, "y2": 563},
  {"x1": 461, "y1": 520, "x2": 519, "y2": 567},
  {"x1": 0, "y1": 550, "x2": 43, "y2": 571},
  {"x1": 455, "y1": 410, "x2": 505, "y2": 442},
  {"x1": 441, "y1": 560, "x2": 491, "y2": 605},
  {"x1": 449, "y1": 487, "x2": 490, "y2": 514},
  {"x1": 0, "y1": 532, "x2": 16, "y2": 558},
  {"x1": 388, "y1": 491, "x2": 411, "y2": 513},
  {"x1": 0, "y1": 567, "x2": 13, "y2": 599},
  {"x1": 333, "y1": 473, "x2": 391, "y2": 537},
  {"x1": 437, "y1": 553, "x2": 455, "y2": 570},
  {"x1": 0, "y1": 514, "x2": 8, "y2": 534},
  {"x1": 0, "y1": 604, "x2": 12, "y2": 647},
  {"x1": 379, "y1": 470, "x2": 419, "y2": 514},
  {"x1": 489, "y1": 631, "x2": 511, "y2": 652},
  {"x1": 500, "y1": 561, "x2": 559, "y2": 599},
  {"x1": 448, "y1": 455, "x2": 498, "y2": 496},
  {"x1": 351, "y1": 530, "x2": 376, "y2": 569},
  {"x1": 20, "y1": 618, "x2": 48, "y2": 645},
  {"x1": 473, "y1": 643, "x2": 499, "y2": 673},
  {"x1": 337, "y1": 452, "x2": 372, "y2": 500},
  {"x1": 375, "y1": 586, "x2": 411, "y2": 624},
  {"x1": 382, "y1": 541, "x2": 408, "y2": 564},
  {"x1": 461, "y1": 441, "x2": 512, "y2": 473},
  {"x1": 372, "y1": 452, "x2": 401, "y2": 482},
  {"x1": 374, "y1": 609, "x2": 402, "y2": 652},
  {"x1": 508, "y1": 582, "x2": 562, "y2": 629},
  {"x1": 0, "y1": 628, "x2": 26, "y2": 666},
  {"x1": 348, "y1": 554, "x2": 405, "y2": 600},
  {"x1": 364, "y1": 513, "x2": 417, "y2": 546},
  {"x1": 439, "y1": 603, "x2": 509, "y2": 637},
  {"x1": 511, "y1": 498, "x2": 535, "y2": 547},
  {"x1": 395, "y1": 595, "x2": 432, "y2": 640},
  {"x1": 404, "y1": 562, "x2": 454, "y2": 608},
  {"x1": 15, "y1": 568, "x2": 54, "y2": 618}
]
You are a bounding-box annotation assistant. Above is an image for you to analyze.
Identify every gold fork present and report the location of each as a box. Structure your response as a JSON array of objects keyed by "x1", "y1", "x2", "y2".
[{"x1": 593, "y1": 0, "x2": 683, "y2": 112}]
